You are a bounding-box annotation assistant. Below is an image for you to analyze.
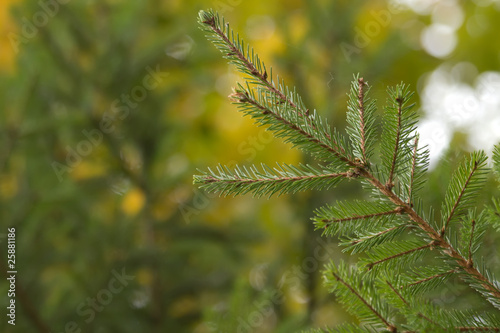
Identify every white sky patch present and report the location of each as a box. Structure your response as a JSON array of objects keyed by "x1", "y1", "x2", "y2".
[
  {"x1": 417, "y1": 117, "x2": 452, "y2": 168},
  {"x1": 391, "y1": 0, "x2": 439, "y2": 15},
  {"x1": 392, "y1": 0, "x2": 464, "y2": 58},
  {"x1": 420, "y1": 24, "x2": 457, "y2": 58},
  {"x1": 432, "y1": 0, "x2": 464, "y2": 29},
  {"x1": 246, "y1": 15, "x2": 276, "y2": 40},
  {"x1": 418, "y1": 63, "x2": 500, "y2": 167}
]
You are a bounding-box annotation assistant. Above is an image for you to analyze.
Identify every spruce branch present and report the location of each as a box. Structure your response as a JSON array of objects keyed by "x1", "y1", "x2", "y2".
[
  {"x1": 393, "y1": 266, "x2": 457, "y2": 297},
  {"x1": 229, "y1": 85, "x2": 353, "y2": 166},
  {"x1": 195, "y1": 9, "x2": 500, "y2": 331},
  {"x1": 387, "y1": 280, "x2": 409, "y2": 306},
  {"x1": 357, "y1": 78, "x2": 368, "y2": 162},
  {"x1": 194, "y1": 163, "x2": 349, "y2": 197},
  {"x1": 315, "y1": 201, "x2": 404, "y2": 238},
  {"x1": 404, "y1": 269, "x2": 456, "y2": 289},
  {"x1": 487, "y1": 197, "x2": 500, "y2": 232},
  {"x1": 384, "y1": 279, "x2": 500, "y2": 332},
  {"x1": 198, "y1": 10, "x2": 274, "y2": 96},
  {"x1": 459, "y1": 211, "x2": 487, "y2": 264},
  {"x1": 359, "y1": 168, "x2": 500, "y2": 307},
  {"x1": 492, "y1": 143, "x2": 500, "y2": 182},
  {"x1": 441, "y1": 151, "x2": 488, "y2": 236},
  {"x1": 322, "y1": 207, "x2": 404, "y2": 225},
  {"x1": 386, "y1": 280, "x2": 441, "y2": 329},
  {"x1": 366, "y1": 243, "x2": 432, "y2": 271},
  {"x1": 342, "y1": 225, "x2": 410, "y2": 254},
  {"x1": 321, "y1": 153, "x2": 499, "y2": 308},
  {"x1": 332, "y1": 272, "x2": 396, "y2": 332},
  {"x1": 379, "y1": 84, "x2": 417, "y2": 190},
  {"x1": 199, "y1": 10, "x2": 355, "y2": 166},
  {"x1": 460, "y1": 259, "x2": 500, "y2": 310},
  {"x1": 198, "y1": 9, "x2": 303, "y2": 114},
  {"x1": 326, "y1": 263, "x2": 397, "y2": 332},
  {"x1": 346, "y1": 75, "x2": 376, "y2": 165},
  {"x1": 387, "y1": 95, "x2": 403, "y2": 188},
  {"x1": 348, "y1": 225, "x2": 401, "y2": 244},
  {"x1": 316, "y1": 146, "x2": 500, "y2": 309}
]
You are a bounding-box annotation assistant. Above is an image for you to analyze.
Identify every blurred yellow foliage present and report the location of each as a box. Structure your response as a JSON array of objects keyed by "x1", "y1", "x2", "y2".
[
  {"x1": 71, "y1": 160, "x2": 108, "y2": 181},
  {"x1": 0, "y1": 173, "x2": 18, "y2": 199},
  {"x1": 121, "y1": 187, "x2": 146, "y2": 216},
  {"x1": 288, "y1": 12, "x2": 309, "y2": 44},
  {"x1": 356, "y1": 2, "x2": 391, "y2": 53},
  {"x1": 136, "y1": 268, "x2": 153, "y2": 286},
  {"x1": 152, "y1": 197, "x2": 176, "y2": 221},
  {"x1": 96, "y1": 195, "x2": 119, "y2": 225},
  {"x1": 0, "y1": 0, "x2": 18, "y2": 72},
  {"x1": 168, "y1": 296, "x2": 198, "y2": 318}
]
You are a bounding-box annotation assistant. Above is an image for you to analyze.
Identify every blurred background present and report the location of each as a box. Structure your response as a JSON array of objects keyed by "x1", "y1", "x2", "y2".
[{"x1": 1, "y1": 0, "x2": 500, "y2": 332}]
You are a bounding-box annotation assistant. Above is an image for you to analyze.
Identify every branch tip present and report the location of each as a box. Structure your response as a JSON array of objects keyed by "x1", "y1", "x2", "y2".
[{"x1": 199, "y1": 10, "x2": 216, "y2": 26}]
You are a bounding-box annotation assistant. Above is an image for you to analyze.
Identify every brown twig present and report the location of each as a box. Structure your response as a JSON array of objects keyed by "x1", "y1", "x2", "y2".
[
  {"x1": 203, "y1": 171, "x2": 349, "y2": 185},
  {"x1": 357, "y1": 77, "x2": 368, "y2": 164},
  {"x1": 387, "y1": 96, "x2": 404, "y2": 190},
  {"x1": 350, "y1": 225, "x2": 405, "y2": 245},
  {"x1": 442, "y1": 161, "x2": 479, "y2": 237},
  {"x1": 366, "y1": 244, "x2": 432, "y2": 270},
  {"x1": 387, "y1": 281, "x2": 442, "y2": 329},
  {"x1": 322, "y1": 207, "x2": 404, "y2": 225},
  {"x1": 404, "y1": 269, "x2": 456, "y2": 288}
]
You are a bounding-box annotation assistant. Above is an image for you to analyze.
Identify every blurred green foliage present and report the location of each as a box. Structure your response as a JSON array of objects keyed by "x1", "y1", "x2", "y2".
[{"x1": 0, "y1": 1, "x2": 499, "y2": 332}]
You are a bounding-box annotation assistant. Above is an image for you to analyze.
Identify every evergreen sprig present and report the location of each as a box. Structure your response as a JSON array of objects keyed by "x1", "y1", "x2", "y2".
[
  {"x1": 324, "y1": 261, "x2": 397, "y2": 332},
  {"x1": 340, "y1": 224, "x2": 409, "y2": 255},
  {"x1": 314, "y1": 200, "x2": 404, "y2": 237},
  {"x1": 361, "y1": 240, "x2": 431, "y2": 272},
  {"x1": 493, "y1": 144, "x2": 500, "y2": 181},
  {"x1": 198, "y1": 10, "x2": 355, "y2": 168},
  {"x1": 346, "y1": 75, "x2": 377, "y2": 165},
  {"x1": 228, "y1": 83, "x2": 353, "y2": 167},
  {"x1": 195, "y1": 9, "x2": 500, "y2": 332},
  {"x1": 440, "y1": 151, "x2": 488, "y2": 236},
  {"x1": 379, "y1": 84, "x2": 418, "y2": 191},
  {"x1": 194, "y1": 163, "x2": 349, "y2": 198},
  {"x1": 405, "y1": 135, "x2": 430, "y2": 204},
  {"x1": 402, "y1": 265, "x2": 456, "y2": 295},
  {"x1": 381, "y1": 277, "x2": 500, "y2": 331}
]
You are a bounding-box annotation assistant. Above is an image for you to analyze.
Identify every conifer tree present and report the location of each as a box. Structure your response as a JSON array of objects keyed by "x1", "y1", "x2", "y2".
[{"x1": 195, "y1": 9, "x2": 500, "y2": 332}]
